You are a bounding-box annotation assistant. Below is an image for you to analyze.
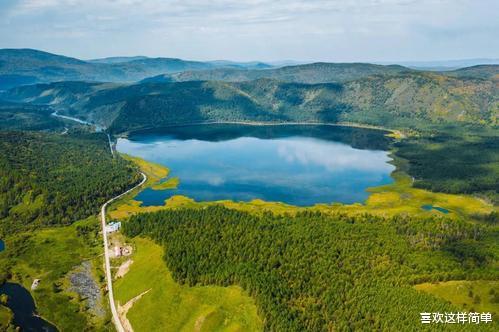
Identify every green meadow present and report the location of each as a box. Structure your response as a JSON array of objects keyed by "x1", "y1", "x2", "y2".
[
  {"x1": 113, "y1": 237, "x2": 263, "y2": 332},
  {"x1": 0, "y1": 216, "x2": 112, "y2": 331},
  {"x1": 415, "y1": 281, "x2": 499, "y2": 315}
]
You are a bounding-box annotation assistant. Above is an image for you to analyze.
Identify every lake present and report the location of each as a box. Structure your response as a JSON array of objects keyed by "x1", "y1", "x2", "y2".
[{"x1": 117, "y1": 124, "x2": 395, "y2": 206}]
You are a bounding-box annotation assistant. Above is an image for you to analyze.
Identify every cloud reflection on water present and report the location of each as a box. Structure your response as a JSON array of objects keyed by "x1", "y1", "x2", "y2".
[{"x1": 117, "y1": 131, "x2": 395, "y2": 206}]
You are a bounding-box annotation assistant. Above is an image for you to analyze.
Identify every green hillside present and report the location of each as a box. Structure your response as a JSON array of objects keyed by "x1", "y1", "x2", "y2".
[
  {"x1": 4, "y1": 71, "x2": 497, "y2": 132},
  {"x1": 0, "y1": 101, "x2": 64, "y2": 131},
  {"x1": 0, "y1": 49, "x2": 113, "y2": 89},
  {"x1": 444, "y1": 65, "x2": 499, "y2": 80},
  {"x1": 0, "y1": 49, "x2": 222, "y2": 89},
  {"x1": 338, "y1": 73, "x2": 498, "y2": 127},
  {"x1": 0, "y1": 131, "x2": 140, "y2": 235},
  {"x1": 143, "y1": 62, "x2": 410, "y2": 84}
]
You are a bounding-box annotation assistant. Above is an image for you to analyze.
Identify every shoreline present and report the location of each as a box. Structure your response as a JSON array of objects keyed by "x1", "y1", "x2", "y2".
[
  {"x1": 117, "y1": 120, "x2": 404, "y2": 139},
  {"x1": 48, "y1": 110, "x2": 406, "y2": 140}
]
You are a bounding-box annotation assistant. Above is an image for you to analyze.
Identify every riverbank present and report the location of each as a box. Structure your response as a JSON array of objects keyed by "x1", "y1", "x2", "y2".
[
  {"x1": 0, "y1": 282, "x2": 58, "y2": 331},
  {"x1": 0, "y1": 303, "x2": 13, "y2": 330}
]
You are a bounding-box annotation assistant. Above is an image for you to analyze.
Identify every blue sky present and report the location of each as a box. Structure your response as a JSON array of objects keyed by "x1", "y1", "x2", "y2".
[{"x1": 0, "y1": 0, "x2": 498, "y2": 62}]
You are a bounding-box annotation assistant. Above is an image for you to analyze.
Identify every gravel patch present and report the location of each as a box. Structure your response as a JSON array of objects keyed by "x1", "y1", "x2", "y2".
[{"x1": 68, "y1": 261, "x2": 105, "y2": 318}]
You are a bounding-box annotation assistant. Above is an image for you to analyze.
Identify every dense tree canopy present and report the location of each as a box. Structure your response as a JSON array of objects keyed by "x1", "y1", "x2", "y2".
[
  {"x1": 395, "y1": 129, "x2": 499, "y2": 202},
  {"x1": 4, "y1": 70, "x2": 497, "y2": 135},
  {"x1": 0, "y1": 131, "x2": 139, "y2": 235},
  {"x1": 124, "y1": 206, "x2": 499, "y2": 331},
  {"x1": 0, "y1": 101, "x2": 64, "y2": 131}
]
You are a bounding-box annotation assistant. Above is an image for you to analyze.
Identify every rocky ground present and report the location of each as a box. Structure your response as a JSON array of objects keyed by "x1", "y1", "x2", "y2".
[{"x1": 68, "y1": 261, "x2": 105, "y2": 318}]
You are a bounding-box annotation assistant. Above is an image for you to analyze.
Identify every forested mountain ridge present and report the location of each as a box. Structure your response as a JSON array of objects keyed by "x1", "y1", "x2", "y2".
[
  {"x1": 1, "y1": 49, "x2": 414, "y2": 90},
  {"x1": 3, "y1": 70, "x2": 497, "y2": 132},
  {"x1": 88, "y1": 56, "x2": 150, "y2": 64},
  {"x1": 142, "y1": 62, "x2": 499, "y2": 84},
  {"x1": 338, "y1": 72, "x2": 498, "y2": 127},
  {"x1": 89, "y1": 56, "x2": 273, "y2": 69},
  {"x1": 0, "y1": 131, "x2": 140, "y2": 235},
  {"x1": 0, "y1": 100, "x2": 64, "y2": 131},
  {"x1": 3, "y1": 48, "x2": 497, "y2": 91},
  {"x1": 444, "y1": 65, "x2": 499, "y2": 80},
  {"x1": 0, "y1": 49, "x2": 252, "y2": 90},
  {"x1": 142, "y1": 62, "x2": 411, "y2": 84}
]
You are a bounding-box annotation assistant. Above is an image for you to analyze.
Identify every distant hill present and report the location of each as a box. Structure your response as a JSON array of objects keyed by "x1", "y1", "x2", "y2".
[
  {"x1": 89, "y1": 57, "x2": 273, "y2": 69},
  {"x1": 382, "y1": 58, "x2": 499, "y2": 71},
  {"x1": 88, "y1": 56, "x2": 149, "y2": 64},
  {"x1": 4, "y1": 70, "x2": 497, "y2": 133},
  {"x1": 4, "y1": 49, "x2": 498, "y2": 92},
  {"x1": 142, "y1": 62, "x2": 412, "y2": 84},
  {"x1": 443, "y1": 65, "x2": 499, "y2": 80},
  {"x1": 0, "y1": 49, "x2": 262, "y2": 89},
  {"x1": 0, "y1": 49, "x2": 96, "y2": 89},
  {"x1": 207, "y1": 60, "x2": 273, "y2": 69},
  {"x1": 267, "y1": 60, "x2": 311, "y2": 67}
]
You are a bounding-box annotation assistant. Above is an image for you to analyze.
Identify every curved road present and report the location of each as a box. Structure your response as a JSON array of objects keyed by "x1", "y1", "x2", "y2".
[
  {"x1": 101, "y1": 172, "x2": 147, "y2": 332},
  {"x1": 54, "y1": 111, "x2": 138, "y2": 331}
]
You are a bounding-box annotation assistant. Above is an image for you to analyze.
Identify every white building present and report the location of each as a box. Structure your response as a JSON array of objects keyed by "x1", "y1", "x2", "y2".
[{"x1": 105, "y1": 221, "x2": 121, "y2": 233}]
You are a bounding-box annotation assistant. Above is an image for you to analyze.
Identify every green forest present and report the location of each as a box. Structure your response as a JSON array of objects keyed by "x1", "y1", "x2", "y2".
[
  {"x1": 0, "y1": 131, "x2": 140, "y2": 236},
  {"x1": 394, "y1": 127, "x2": 499, "y2": 203},
  {"x1": 4, "y1": 67, "x2": 497, "y2": 135},
  {"x1": 123, "y1": 206, "x2": 499, "y2": 331},
  {"x1": 0, "y1": 130, "x2": 141, "y2": 331},
  {"x1": 0, "y1": 101, "x2": 64, "y2": 131}
]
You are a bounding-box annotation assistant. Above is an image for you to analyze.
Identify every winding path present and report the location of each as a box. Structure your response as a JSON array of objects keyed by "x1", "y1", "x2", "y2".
[{"x1": 101, "y1": 172, "x2": 147, "y2": 332}]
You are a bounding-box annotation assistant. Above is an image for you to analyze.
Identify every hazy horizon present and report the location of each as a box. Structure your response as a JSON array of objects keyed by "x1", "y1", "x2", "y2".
[
  {"x1": 4, "y1": 47, "x2": 499, "y2": 68},
  {"x1": 1, "y1": 0, "x2": 498, "y2": 63}
]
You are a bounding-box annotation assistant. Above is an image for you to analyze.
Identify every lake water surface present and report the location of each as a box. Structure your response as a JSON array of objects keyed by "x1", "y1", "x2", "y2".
[
  {"x1": 117, "y1": 124, "x2": 395, "y2": 206},
  {"x1": 0, "y1": 282, "x2": 58, "y2": 331}
]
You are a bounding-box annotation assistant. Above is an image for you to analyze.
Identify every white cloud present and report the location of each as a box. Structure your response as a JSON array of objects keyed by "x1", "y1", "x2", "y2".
[
  {"x1": 276, "y1": 138, "x2": 394, "y2": 173},
  {"x1": 1, "y1": 0, "x2": 497, "y2": 61}
]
